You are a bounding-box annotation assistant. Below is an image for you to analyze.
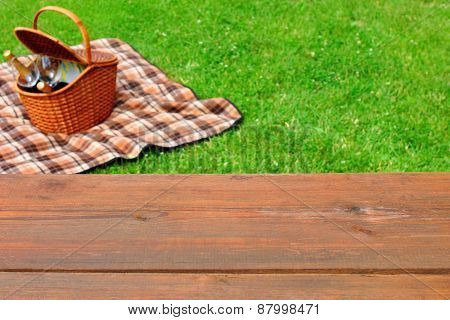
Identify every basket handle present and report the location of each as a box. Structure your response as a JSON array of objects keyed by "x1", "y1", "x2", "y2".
[{"x1": 33, "y1": 6, "x2": 92, "y2": 65}]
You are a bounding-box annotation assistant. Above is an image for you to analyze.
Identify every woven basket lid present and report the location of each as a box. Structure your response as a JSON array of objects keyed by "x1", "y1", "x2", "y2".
[
  {"x1": 13, "y1": 6, "x2": 96, "y2": 65},
  {"x1": 14, "y1": 27, "x2": 88, "y2": 65}
]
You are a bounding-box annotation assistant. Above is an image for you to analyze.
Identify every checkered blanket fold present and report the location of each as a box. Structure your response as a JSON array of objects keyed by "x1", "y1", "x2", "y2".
[{"x1": 0, "y1": 38, "x2": 241, "y2": 173}]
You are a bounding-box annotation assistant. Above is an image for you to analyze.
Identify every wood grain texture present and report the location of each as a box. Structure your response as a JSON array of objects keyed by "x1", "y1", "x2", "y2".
[
  {"x1": 1, "y1": 272, "x2": 448, "y2": 300},
  {"x1": 0, "y1": 174, "x2": 448, "y2": 299}
]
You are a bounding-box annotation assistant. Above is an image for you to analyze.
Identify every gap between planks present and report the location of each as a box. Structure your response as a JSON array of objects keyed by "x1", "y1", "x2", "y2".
[{"x1": 1, "y1": 268, "x2": 449, "y2": 275}]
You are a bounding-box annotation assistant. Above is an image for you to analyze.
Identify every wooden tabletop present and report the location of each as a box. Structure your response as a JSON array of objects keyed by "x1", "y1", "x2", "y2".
[{"x1": 0, "y1": 174, "x2": 448, "y2": 299}]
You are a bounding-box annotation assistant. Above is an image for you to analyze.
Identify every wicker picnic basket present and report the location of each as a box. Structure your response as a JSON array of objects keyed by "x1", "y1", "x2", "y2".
[{"x1": 14, "y1": 6, "x2": 118, "y2": 134}]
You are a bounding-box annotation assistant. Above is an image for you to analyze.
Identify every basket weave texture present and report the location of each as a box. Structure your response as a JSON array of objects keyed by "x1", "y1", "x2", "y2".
[{"x1": 14, "y1": 6, "x2": 118, "y2": 134}]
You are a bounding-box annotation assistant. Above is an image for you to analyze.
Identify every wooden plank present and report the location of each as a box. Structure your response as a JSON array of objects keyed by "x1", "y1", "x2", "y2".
[
  {"x1": 0, "y1": 272, "x2": 448, "y2": 299},
  {"x1": 267, "y1": 173, "x2": 450, "y2": 211},
  {"x1": 0, "y1": 175, "x2": 188, "y2": 211},
  {"x1": 0, "y1": 174, "x2": 449, "y2": 271}
]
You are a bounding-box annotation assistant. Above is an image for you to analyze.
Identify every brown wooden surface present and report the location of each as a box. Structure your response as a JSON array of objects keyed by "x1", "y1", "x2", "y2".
[
  {"x1": 1, "y1": 273, "x2": 448, "y2": 300},
  {"x1": 0, "y1": 174, "x2": 449, "y2": 299}
]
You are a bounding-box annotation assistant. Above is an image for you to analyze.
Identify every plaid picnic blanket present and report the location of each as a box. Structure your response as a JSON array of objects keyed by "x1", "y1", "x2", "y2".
[{"x1": 0, "y1": 38, "x2": 241, "y2": 173}]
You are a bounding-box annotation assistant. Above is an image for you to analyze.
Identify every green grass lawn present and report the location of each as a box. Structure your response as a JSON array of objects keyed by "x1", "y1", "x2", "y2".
[{"x1": 0, "y1": 0, "x2": 448, "y2": 173}]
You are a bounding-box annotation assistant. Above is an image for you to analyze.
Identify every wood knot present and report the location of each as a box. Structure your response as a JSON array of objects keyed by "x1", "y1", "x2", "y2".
[
  {"x1": 133, "y1": 210, "x2": 168, "y2": 222},
  {"x1": 230, "y1": 175, "x2": 251, "y2": 181},
  {"x1": 40, "y1": 179, "x2": 66, "y2": 191},
  {"x1": 215, "y1": 275, "x2": 231, "y2": 285},
  {"x1": 351, "y1": 225, "x2": 375, "y2": 236},
  {"x1": 346, "y1": 206, "x2": 363, "y2": 214}
]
